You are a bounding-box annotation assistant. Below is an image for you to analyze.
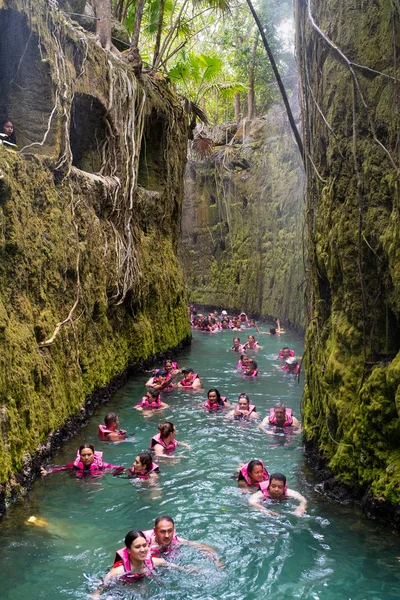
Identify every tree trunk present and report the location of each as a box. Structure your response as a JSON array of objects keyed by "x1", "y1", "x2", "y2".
[
  {"x1": 95, "y1": 0, "x2": 112, "y2": 51},
  {"x1": 245, "y1": 0, "x2": 304, "y2": 163},
  {"x1": 153, "y1": 0, "x2": 167, "y2": 68},
  {"x1": 234, "y1": 93, "x2": 241, "y2": 123},
  {"x1": 247, "y1": 33, "x2": 258, "y2": 120},
  {"x1": 128, "y1": 0, "x2": 145, "y2": 75}
]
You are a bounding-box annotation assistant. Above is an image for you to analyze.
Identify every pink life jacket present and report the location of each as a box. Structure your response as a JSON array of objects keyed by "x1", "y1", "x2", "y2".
[
  {"x1": 142, "y1": 529, "x2": 179, "y2": 557},
  {"x1": 179, "y1": 373, "x2": 200, "y2": 387},
  {"x1": 98, "y1": 425, "x2": 127, "y2": 440},
  {"x1": 73, "y1": 449, "x2": 103, "y2": 471},
  {"x1": 243, "y1": 369, "x2": 258, "y2": 377},
  {"x1": 152, "y1": 375, "x2": 174, "y2": 392},
  {"x1": 278, "y1": 349, "x2": 295, "y2": 358},
  {"x1": 138, "y1": 394, "x2": 162, "y2": 409},
  {"x1": 237, "y1": 360, "x2": 247, "y2": 369},
  {"x1": 150, "y1": 433, "x2": 178, "y2": 454},
  {"x1": 114, "y1": 546, "x2": 154, "y2": 581},
  {"x1": 268, "y1": 407, "x2": 293, "y2": 426},
  {"x1": 235, "y1": 403, "x2": 256, "y2": 417},
  {"x1": 204, "y1": 396, "x2": 227, "y2": 410},
  {"x1": 128, "y1": 463, "x2": 159, "y2": 480},
  {"x1": 239, "y1": 461, "x2": 269, "y2": 486},
  {"x1": 259, "y1": 479, "x2": 288, "y2": 498},
  {"x1": 243, "y1": 341, "x2": 260, "y2": 350}
]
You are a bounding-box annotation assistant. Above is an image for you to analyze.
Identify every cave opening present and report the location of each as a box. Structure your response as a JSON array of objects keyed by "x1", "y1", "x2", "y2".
[
  {"x1": 70, "y1": 93, "x2": 108, "y2": 173},
  {"x1": 138, "y1": 108, "x2": 168, "y2": 191}
]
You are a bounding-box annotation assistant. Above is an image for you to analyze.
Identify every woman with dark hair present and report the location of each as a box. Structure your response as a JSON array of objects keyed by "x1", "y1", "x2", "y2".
[
  {"x1": 135, "y1": 386, "x2": 170, "y2": 412},
  {"x1": 237, "y1": 459, "x2": 269, "y2": 489},
  {"x1": 204, "y1": 388, "x2": 231, "y2": 410},
  {"x1": 149, "y1": 422, "x2": 191, "y2": 458},
  {"x1": 91, "y1": 530, "x2": 186, "y2": 595},
  {"x1": 127, "y1": 452, "x2": 160, "y2": 480},
  {"x1": 0, "y1": 120, "x2": 17, "y2": 147},
  {"x1": 40, "y1": 443, "x2": 124, "y2": 475}
]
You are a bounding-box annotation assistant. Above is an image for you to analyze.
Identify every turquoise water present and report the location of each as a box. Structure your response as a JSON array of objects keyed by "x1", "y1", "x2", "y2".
[{"x1": 1, "y1": 328, "x2": 400, "y2": 600}]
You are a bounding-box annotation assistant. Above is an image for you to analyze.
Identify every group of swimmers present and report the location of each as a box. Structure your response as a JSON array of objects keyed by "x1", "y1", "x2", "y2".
[{"x1": 39, "y1": 308, "x2": 304, "y2": 593}]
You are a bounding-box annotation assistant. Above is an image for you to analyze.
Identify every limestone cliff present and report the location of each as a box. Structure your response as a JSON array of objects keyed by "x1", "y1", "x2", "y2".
[
  {"x1": 179, "y1": 107, "x2": 305, "y2": 329},
  {"x1": 0, "y1": 0, "x2": 189, "y2": 508},
  {"x1": 296, "y1": 0, "x2": 400, "y2": 517}
]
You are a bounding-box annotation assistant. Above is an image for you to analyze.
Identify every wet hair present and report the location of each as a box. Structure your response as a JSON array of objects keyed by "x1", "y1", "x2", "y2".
[
  {"x1": 238, "y1": 393, "x2": 250, "y2": 404},
  {"x1": 147, "y1": 386, "x2": 160, "y2": 399},
  {"x1": 248, "y1": 360, "x2": 258, "y2": 369},
  {"x1": 1, "y1": 120, "x2": 16, "y2": 144},
  {"x1": 248, "y1": 335, "x2": 255, "y2": 341},
  {"x1": 282, "y1": 347, "x2": 290, "y2": 352},
  {"x1": 269, "y1": 472, "x2": 287, "y2": 485},
  {"x1": 125, "y1": 530, "x2": 147, "y2": 548},
  {"x1": 79, "y1": 443, "x2": 95, "y2": 454},
  {"x1": 269, "y1": 328, "x2": 276, "y2": 335},
  {"x1": 233, "y1": 337, "x2": 241, "y2": 343},
  {"x1": 207, "y1": 388, "x2": 223, "y2": 404},
  {"x1": 158, "y1": 421, "x2": 175, "y2": 438},
  {"x1": 104, "y1": 412, "x2": 118, "y2": 427},
  {"x1": 136, "y1": 452, "x2": 153, "y2": 472},
  {"x1": 154, "y1": 515, "x2": 175, "y2": 527},
  {"x1": 274, "y1": 402, "x2": 285, "y2": 409},
  {"x1": 247, "y1": 460, "x2": 264, "y2": 475}
]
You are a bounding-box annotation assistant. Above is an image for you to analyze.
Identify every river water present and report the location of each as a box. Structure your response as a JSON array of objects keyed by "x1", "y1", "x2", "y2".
[{"x1": 0, "y1": 328, "x2": 399, "y2": 600}]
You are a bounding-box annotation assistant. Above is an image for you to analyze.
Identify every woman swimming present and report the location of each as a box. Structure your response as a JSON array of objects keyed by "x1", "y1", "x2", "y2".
[
  {"x1": 243, "y1": 335, "x2": 262, "y2": 350},
  {"x1": 204, "y1": 388, "x2": 231, "y2": 410},
  {"x1": 226, "y1": 393, "x2": 259, "y2": 420},
  {"x1": 40, "y1": 443, "x2": 124, "y2": 475},
  {"x1": 135, "y1": 386, "x2": 170, "y2": 412},
  {"x1": 237, "y1": 459, "x2": 269, "y2": 490},
  {"x1": 127, "y1": 452, "x2": 160, "y2": 480},
  {"x1": 149, "y1": 422, "x2": 191, "y2": 458}
]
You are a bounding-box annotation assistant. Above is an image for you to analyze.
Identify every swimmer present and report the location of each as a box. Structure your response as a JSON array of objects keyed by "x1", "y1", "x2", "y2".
[
  {"x1": 143, "y1": 516, "x2": 222, "y2": 565},
  {"x1": 92, "y1": 530, "x2": 190, "y2": 596},
  {"x1": 282, "y1": 357, "x2": 300, "y2": 374},
  {"x1": 98, "y1": 412, "x2": 128, "y2": 442},
  {"x1": 243, "y1": 335, "x2": 262, "y2": 350},
  {"x1": 237, "y1": 459, "x2": 269, "y2": 490},
  {"x1": 249, "y1": 472, "x2": 307, "y2": 517},
  {"x1": 231, "y1": 316, "x2": 242, "y2": 330},
  {"x1": 204, "y1": 388, "x2": 231, "y2": 410},
  {"x1": 278, "y1": 346, "x2": 295, "y2": 360},
  {"x1": 135, "y1": 386, "x2": 170, "y2": 412},
  {"x1": 177, "y1": 367, "x2": 202, "y2": 390},
  {"x1": 40, "y1": 443, "x2": 124, "y2": 475},
  {"x1": 226, "y1": 393, "x2": 259, "y2": 420},
  {"x1": 259, "y1": 403, "x2": 301, "y2": 434},
  {"x1": 145, "y1": 369, "x2": 174, "y2": 391},
  {"x1": 258, "y1": 318, "x2": 283, "y2": 335},
  {"x1": 127, "y1": 452, "x2": 160, "y2": 480},
  {"x1": 149, "y1": 422, "x2": 191, "y2": 458},
  {"x1": 231, "y1": 337, "x2": 243, "y2": 352},
  {"x1": 238, "y1": 312, "x2": 249, "y2": 326},
  {"x1": 244, "y1": 359, "x2": 258, "y2": 377},
  {"x1": 163, "y1": 359, "x2": 180, "y2": 380},
  {"x1": 237, "y1": 353, "x2": 250, "y2": 370}
]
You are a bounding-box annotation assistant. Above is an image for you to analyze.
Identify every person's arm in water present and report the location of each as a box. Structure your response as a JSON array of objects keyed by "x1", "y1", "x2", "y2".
[
  {"x1": 152, "y1": 442, "x2": 188, "y2": 459},
  {"x1": 286, "y1": 488, "x2": 307, "y2": 516},
  {"x1": 248, "y1": 490, "x2": 279, "y2": 516},
  {"x1": 177, "y1": 537, "x2": 223, "y2": 567},
  {"x1": 104, "y1": 431, "x2": 127, "y2": 442}
]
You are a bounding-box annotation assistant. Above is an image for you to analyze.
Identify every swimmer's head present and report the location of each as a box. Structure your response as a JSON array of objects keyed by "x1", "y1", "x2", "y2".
[
  {"x1": 245, "y1": 360, "x2": 257, "y2": 375},
  {"x1": 154, "y1": 516, "x2": 175, "y2": 547},
  {"x1": 237, "y1": 393, "x2": 250, "y2": 409},
  {"x1": 269, "y1": 328, "x2": 276, "y2": 335},
  {"x1": 247, "y1": 460, "x2": 266, "y2": 483},
  {"x1": 146, "y1": 386, "x2": 160, "y2": 400},
  {"x1": 273, "y1": 403, "x2": 286, "y2": 426},
  {"x1": 78, "y1": 443, "x2": 95, "y2": 466},
  {"x1": 104, "y1": 412, "x2": 118, "y2": 428},
  {"x1": 281, "y1": 347, "x2": 291, "y2": 359},
  {"x1": 268, "y1": 473, "x2": 287, "y2": 499},
  {"x1": 207, "y1": 388, "x2": 222, "y2": 406},
  {"x1": 158, "y1": 421, "x2": 176, "y2": 439},
  {"x1": 134, "y1": 452, "x2": 153, "y2": 472},
  {"x1": 2, "y1": 120, "x2": 14, "y2": 136}
]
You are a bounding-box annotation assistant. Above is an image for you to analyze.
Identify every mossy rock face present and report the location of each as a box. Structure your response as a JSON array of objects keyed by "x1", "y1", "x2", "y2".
[
  {"x1": 0, "y1": 0, "x2": 190, "y2": 503},
  {"x1": 179, "y1": 109, "x2": 306, "y2": 330},
  {"x1": 296, "y1": 0, "x2": 400, "y2": 509}
]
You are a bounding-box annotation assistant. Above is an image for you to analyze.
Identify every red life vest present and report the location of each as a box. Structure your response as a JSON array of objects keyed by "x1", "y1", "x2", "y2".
[
  {"x1": 179, "y1": 373, "x2": 200, "y2": 387},
  {"x1": 137, "y1": 395, "x2": 162, "y2": 409},
  {"x1": 128, "y1": 463, "x2": 159, "y2": 480},
  {"x1": 150, "y1": 433, "x2": 178, "y2": 454},
  {"x1": 268, "y1": 407, "x2": 293, "y2": 427},
  {"x1": 204, "y1": 396, "x2": 227, "y2": 409},
  {"x1": 98, "y1": 425, "x2": 127, "y2": 440},
  {"x1": 113, "y1": 546, "x2": 154, "y2": 581}
]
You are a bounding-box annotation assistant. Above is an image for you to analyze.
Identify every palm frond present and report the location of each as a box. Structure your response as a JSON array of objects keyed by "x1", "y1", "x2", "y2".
[{"x1": 191, "y1": 135, "x2": 214, "y2": 158}]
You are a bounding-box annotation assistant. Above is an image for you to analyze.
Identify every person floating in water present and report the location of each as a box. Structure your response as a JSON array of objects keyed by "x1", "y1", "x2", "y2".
[
  {"x1": 177, "y1": 367, "x2": 202, "y2": 389},
  {"x1": 0, "y1": 120, "x2": 17, "y2": 148},
  {"x1": 244, "y1": 359, "x2": 258, "y2": 377},
  {"x1": 259, "y1": 403, "x2": 301, "y2": 434},
  {"x1": 249, "y1": 472, "x2": 307, "y2": 517},
  {"x1": 145, "y1": 369, "x2": 174, "y2": 392},
  {"x1": 143, "y1": 515, "x2": 222, "y2": 565},
  {"x1": 282, "y1": 357, "x2": 300, "y2": 374},
  {"x1": 40, "y1": 443, "x2": 124, "y2": 475},
  {"x1": 126, "y1": 452, "x2": 160, "y2": 480},
  {"x1": 203, "y1": 388, "x2": 231, "y2": 410},
  {"x1": 149, "y1": 421, "x2": 191, "y2": 458},
  {"x1": 227, "y1": 393, "x2": 259, "y2": 420},
  {"x1": 243, "y1": 335, "x2": 262, "y2": 351},
  {"x1": 278, "y1": 346, "x2": 295, "y2": 360},
  {"x1": 237, "y1": 459, "x2": 269, "y2": 490},
  {"x1": 98, "y1": 413, "x2": 128, "y2": 442},
  {"x1": 135, "y1": 386, "x2": 170, "y2": 412}
]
